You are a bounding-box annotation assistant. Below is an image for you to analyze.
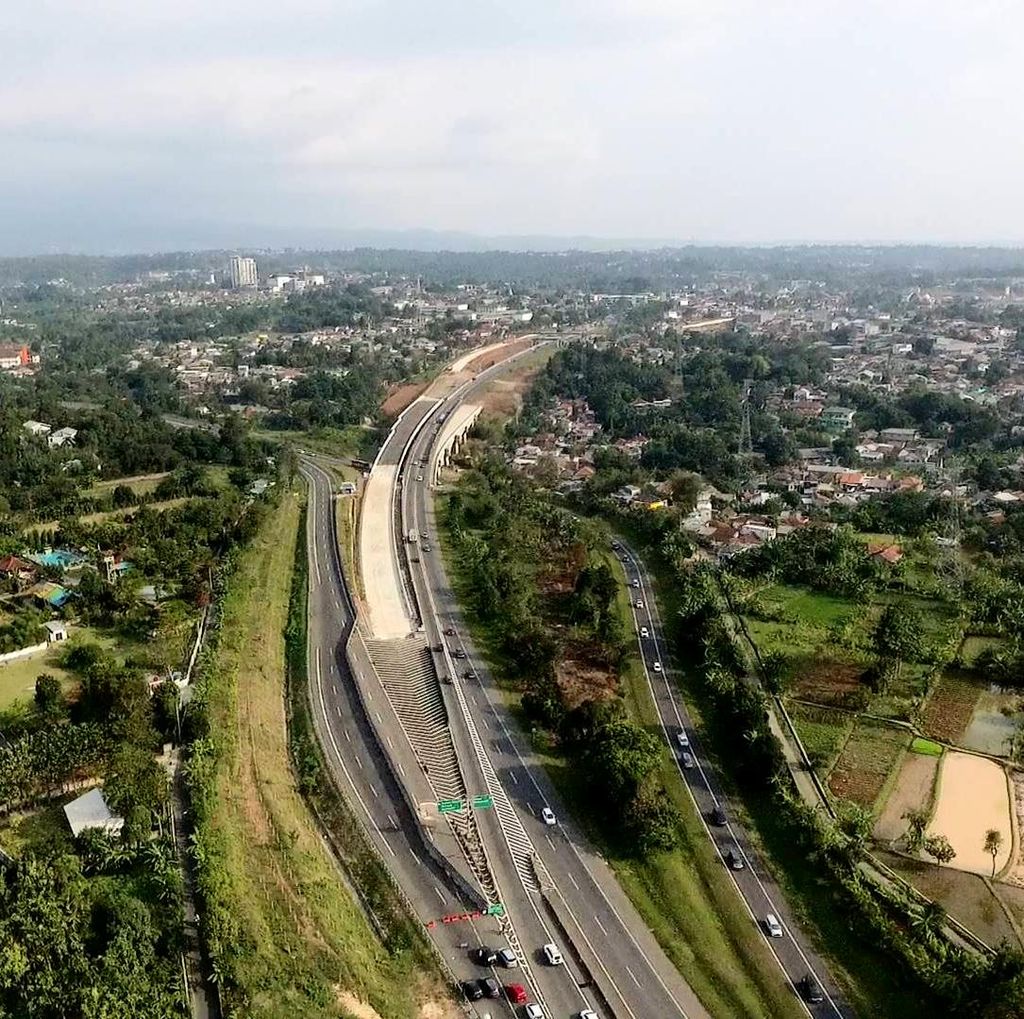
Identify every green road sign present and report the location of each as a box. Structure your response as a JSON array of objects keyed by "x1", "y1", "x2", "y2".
[
  {"x1": 437, "y1": 799, "x2": 463, "y2": 814},
  {"x1": 472, "y1": 795, "x2": 494, "y2": 810},
  {"x1": 485, "y1": 903, "x2": 505, "y2": 916}
]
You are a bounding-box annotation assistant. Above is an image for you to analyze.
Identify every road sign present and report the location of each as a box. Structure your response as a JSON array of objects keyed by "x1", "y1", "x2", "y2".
[
  {"x1": 485, "y1": 903, "x2": 505, "y2": 917},
  {"x1": 472, "y1": 795, "x2": 494, "y2": 810},
  {"x1": 437, "y1": 799, "x2": 463, "y2": 814}
]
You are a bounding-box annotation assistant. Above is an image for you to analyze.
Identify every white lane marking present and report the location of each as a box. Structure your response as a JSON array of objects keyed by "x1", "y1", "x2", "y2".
[
  {"x1": 369, "y1": 784, "x2": 379, "y2": 799},
  {"x1": 335, "y1": 705, "x2": 343, "y2": 718},
  {"x1": 433, "y1": 885, "x2": 446, "y2": 905},
  {"x1": 567, "y1": 871, "x2": 580, "y2": 891},
  {"x1": 355, "y1": 756, "x2": 364, "y2": 770},
  {"x1": 344, "y1": 729, "x2": 352, "y2": 743},
  {"x1": 508, "y1": 768, "x2": 518, "y2": 785},
  {"x1": 594, "y1": 914, "x2": 609, "y2": 936},
  {"x1": 625, "y1": 965, "x2": 641, "y2": 988},
  {"x1": 386, "y1": 736, "x2": 394, "y2": 749},
  {"x1": 311, "y1": 647, "x2": 396, "y2": 858}
]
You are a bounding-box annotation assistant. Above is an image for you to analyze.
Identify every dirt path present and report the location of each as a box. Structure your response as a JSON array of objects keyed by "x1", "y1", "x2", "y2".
[
  {"x1": 928, "y1": 752, "x2": 1013, "y2": 875},
  {"x1": 874, "y1": 752, "x2": 939, "y2": 843}
]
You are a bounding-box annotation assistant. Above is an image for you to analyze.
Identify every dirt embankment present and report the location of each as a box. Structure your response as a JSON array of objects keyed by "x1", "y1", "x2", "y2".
[
  {"x1": 381, "y1": 381, "x2": 430, "y2": 419},
  {"x1": 463, "y1": 336, "x2": 534, "y2": 375}
]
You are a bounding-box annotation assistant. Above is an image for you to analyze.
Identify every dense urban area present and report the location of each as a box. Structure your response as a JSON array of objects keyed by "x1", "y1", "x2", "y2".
[{"x1": 5, "y1": 246, "x2": 1024, "y2": 1018}]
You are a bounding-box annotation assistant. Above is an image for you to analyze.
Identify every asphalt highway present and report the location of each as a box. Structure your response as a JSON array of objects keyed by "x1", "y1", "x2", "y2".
[
  {"x1": 398, "y1": 374, "x2": 708, "y2": 1019},
  {"x1": 617, "y1": 540, "x2": 855, "y2": 1019}
]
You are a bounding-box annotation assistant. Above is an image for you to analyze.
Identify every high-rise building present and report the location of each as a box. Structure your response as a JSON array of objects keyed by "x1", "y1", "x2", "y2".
[{"x1": 229, "y1": 256, "x2": 258, "y2": 289}]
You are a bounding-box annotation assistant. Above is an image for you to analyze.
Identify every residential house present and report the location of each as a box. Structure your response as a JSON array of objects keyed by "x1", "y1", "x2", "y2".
[
  {"x1": 22, "y1": 420, "x2": 51, "y2": 438},
  {"x1": 64, "y1": 789, "x2": 124, "y2": 838},
  {"x1": 47, "y1": 427, "x2": 78, "y2": 449},
  {"x1": 820, "y1": 406, "x2": 856, "y2": 431}
]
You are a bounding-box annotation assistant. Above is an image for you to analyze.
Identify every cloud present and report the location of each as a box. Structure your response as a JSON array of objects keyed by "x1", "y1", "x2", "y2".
[{"x1": 2, "y1": 0, "x2": 1024, "y2": 251}]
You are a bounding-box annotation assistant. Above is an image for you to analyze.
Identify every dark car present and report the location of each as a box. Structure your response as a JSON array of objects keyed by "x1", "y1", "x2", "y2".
[
  {"x1": 710, "y1": 806, "x2": 727, "y2": 826},
  {"x1": 478, "y1": 977, "x2": 501, "y2": 999},
  {"x1": 411, "y1": 556, "x2": 420, "y2": 563},
  {"x1": 422, "y1": 544, "x2": 432, "y2": 552},
  {"x1": 431, "y1": 644, "x2": 443, "y2": 653},
  {"x1": 800, "y1": 974, "x2": 824, "y2": 1004},
  {"x1": 461, "y1": 980, "x2": 484, "y2": 1001},
  {"x1": 443, "y1": 627, "x2": 456, "y2": 636},
  {"x1": 463, "y1": 670, "x2": 476, "y2": 681},
  {"x1": 725, "y1": 845, "x2": 745, "y2": 870},
  {"x1": 469, "y1": 946, "x2": 497, "y2": 966}
]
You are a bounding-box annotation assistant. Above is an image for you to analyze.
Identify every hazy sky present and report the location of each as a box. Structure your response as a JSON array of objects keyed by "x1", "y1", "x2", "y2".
[{"x1": 3, "y1": 1, "x2": 1021, "y2": 253}]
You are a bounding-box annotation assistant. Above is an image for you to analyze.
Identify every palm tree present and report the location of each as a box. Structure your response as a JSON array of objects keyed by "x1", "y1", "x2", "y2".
[{"x1": 984, "y1": 828, "x2": 1004, "y2": 877}]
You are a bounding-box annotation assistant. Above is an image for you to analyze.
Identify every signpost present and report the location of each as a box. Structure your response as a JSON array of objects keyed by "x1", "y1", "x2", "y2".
[
  {"x1": 437, "y1": 799, "x2": 463, "y2": 814},
  {"x1": 472, "y1": 794, "x2": 494, "y2": 810}
]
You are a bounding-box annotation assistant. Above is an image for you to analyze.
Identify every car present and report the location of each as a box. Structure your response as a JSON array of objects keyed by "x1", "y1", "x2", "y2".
[
  {"x1": 461, "y1": 980, "x2": 484, "y2": 1001},
  {"x1": 610, "y1": 540, "x2": 620, "y2": 550},
  {"x1": 478, "y1": 977, "x2": 501, "y2": 998},
  {"x1": 578, "y1": 1012, "x2": 598, "y2": 1019},
  {"x1": 631, "y1": 578, "x2": 640, "y2": 588},
  {"x1": 652, "y1": 661, "x2": 662, "y2": 672},
  {"x1": 764, "y1": 913, "x2": 783, "y2": 938},
  {"x1": 422, "y1": 543, "x2": 432, "y2": 551},
  {"x1": 505, "y1": 983, "x2": 527, "y2": 1004},
  {"x1": 621, "y1": 554, "x2": 629, "y2": 562},
  {"x1": 496, "y1": 948, "x2": 517, "y2": 968},
  {"x1": 420, "y1": 530, "x2": 428, "y2": 539},
  {"x1": 541, "y1": 806, "x2": 556, "y2": 826},
  {"x1": 725, "y1": 845, "x2": 745, "y2": 870},
  {"x1": 639, "y1": 626, "x2": 649, "y2": 638},
  {"x1": 524, "y1": 1006, "x2": 545, "y2": 1019},
  {"x1": 416, "y1": 474, "x2": 424, "y2": 482},
  {"x1": 635, "y1": 600, "x2": 644, "y2": 609},
  {"x1": 453, "y1": 648, "x2": 466, "y2": 659},
  {"x1": 469, "y1": 944, "x2": 496, "y2": 967},
  {"x1": 710, "y1": 805, "x2": 727, "y2": 826},
  {"x1": 463, "y1": 670, "x2": 476, "y2": 680},
  {"x1": 411, "y1": 556, "x2": 420, "y2": 563},
  {"x1": 541, "y1": 942, "x2": 563, "y2": 966},
  {"x1": 681, "y1": 752, "x2": 695, "y2": 769},
  {"x1": 443, "y1": 627, "x2": 456, "y2": 636},
  {"x1": 676, "y1": 730, "x2": 689, "y2": 749},
  {"x1": 800, "y1": 974, "x2": 824, "y2": 1004},
  {"x1": 431, "y1": 643, "x2": 443, "y2": 652}
]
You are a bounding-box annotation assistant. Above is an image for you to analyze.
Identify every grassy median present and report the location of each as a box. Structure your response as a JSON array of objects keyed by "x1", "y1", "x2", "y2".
[
  {"x1": 198, "y1": 493, "x2": 450, "y2": 1019},
  {"x1": 436, "y1": 497, "x2": 802, "y2": 1019}
]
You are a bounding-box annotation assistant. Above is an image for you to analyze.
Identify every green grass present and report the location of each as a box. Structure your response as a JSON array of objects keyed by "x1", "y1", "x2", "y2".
[{"x1": 911, "y1": 737, "x2": 944, "y2": 756}]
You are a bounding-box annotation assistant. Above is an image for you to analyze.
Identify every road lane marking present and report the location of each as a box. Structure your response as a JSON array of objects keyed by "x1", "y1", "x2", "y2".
[
  {"x1": 594, "y1": 915, "x2": 608, "y2": 936},
  {"x1": 625, "y1": 965, "x2": 641, "y2": 988},
  {"x1": 433, "y1": 885, "x2": 446, "y2": 905}
]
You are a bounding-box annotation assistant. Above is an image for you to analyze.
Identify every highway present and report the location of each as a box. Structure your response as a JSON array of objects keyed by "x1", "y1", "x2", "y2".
[
  {"x1": 300, "y1": 459, "x2": 524, "y2": 1006},
  {"x1": 616, "y1": 540, "x2": 855, "y2": 1019},
  {"x1": 398, "y1": 367, "x2": 709, "y2": 1019}
]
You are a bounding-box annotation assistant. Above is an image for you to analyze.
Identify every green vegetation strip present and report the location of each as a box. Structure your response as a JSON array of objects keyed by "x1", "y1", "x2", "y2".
[
  {"x1": 911, "y1": 737, "x2": 944, "y2": 757},
  {"x1": 187, "y1": 494, "x2": 441, "y2": 1019}
]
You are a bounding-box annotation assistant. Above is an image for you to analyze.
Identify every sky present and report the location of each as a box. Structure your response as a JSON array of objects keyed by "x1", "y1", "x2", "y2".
[{"x1": 3, "y1": 0, "x2": 1022, "y2": 253}]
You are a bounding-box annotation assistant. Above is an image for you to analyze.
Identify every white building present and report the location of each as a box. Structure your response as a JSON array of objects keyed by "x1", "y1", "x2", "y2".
[
  {"x1": 229, "y1": 256, "x2": 258, "y2": 289},
  {"x1": 48, "y1": 427, "x2": 78, "y2": 448},
  {"x1": 23, "y1": 420, "x2": 51, "y2": 437}
]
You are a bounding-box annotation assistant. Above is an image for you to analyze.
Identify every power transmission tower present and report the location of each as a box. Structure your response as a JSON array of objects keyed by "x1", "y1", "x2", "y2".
[
  {"x1": 738, "y1": 378, "x2": 755, "y2": 460},
  {"x1": 940, "y1": 459, "x2": 963, "y2": 595}
]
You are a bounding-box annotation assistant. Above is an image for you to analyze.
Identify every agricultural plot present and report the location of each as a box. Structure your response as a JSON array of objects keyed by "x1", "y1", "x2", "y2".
[
  {"x1": 828, "y1": 721, "x2": 908, "y2": 809},
  {"x1": 920, "y1": 670, "x2": 982, "y2": 745},
  {"x1": 789, "y1": 702, "x2": 854, "y2": 771}
]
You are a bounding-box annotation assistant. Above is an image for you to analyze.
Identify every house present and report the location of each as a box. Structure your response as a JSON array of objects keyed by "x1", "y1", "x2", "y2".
[
  {"x1": 0, "y1": 343, "x2": 31, "y2": 369},
  {"x1": 44, "y1": 620, "x2": 68, "y2": 643},
  {"x1": 820, "y1": 406, "x2": 856, "y2": 431},
  {"x1": 22, "y1": 419, "x2": 51, "y2": 438},
  {"x1": 63, "y1": 788, "x2": 124, "y2": 838},
  {"x1": 47, "y1": 427, "x2": 78, "y2": 449},
  {"x1": 0, "y1": 555, "x2": 35, "y2": 582},
  {"x1": 867, "y1": 541, "x2": 903, "y2": 564},
  {"x1": 612, "y1": 484, "x2": 641, "y2": 504},
  {"x1": 31, "y1": 582, "x2": 71, "y2": 608},
  {"x1": 879, "y1": 427, "x2": 919, "y2": 443},
  {"x1": 338, "y1": 481, "x2": 357, "y2": 496}
]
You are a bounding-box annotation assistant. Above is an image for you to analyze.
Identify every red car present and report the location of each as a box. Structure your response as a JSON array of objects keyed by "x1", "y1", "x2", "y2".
[{"x1": 506, "y1": 983, "x2": 528, "y2": 1005}]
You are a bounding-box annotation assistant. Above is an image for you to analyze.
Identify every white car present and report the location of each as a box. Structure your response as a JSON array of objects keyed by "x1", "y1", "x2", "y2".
[
  {"x1": 542, "y1": 942, "x2": 563, "y2": 966},
  {"x1": 653, "y1": 661, "x2": 662, "y2": 672},
  {"x1": 416, "y1": 474, "x2": 424, "y2": 482},
  {"x1": 541, "y1": 806, "x2": 557, "y2": 826},
  {"x1": 764, "y1": 913, "x2": 784, "y2": 938},
  {"x1": 525, "y1": 1005, "x2": 545, "y2": 1019},
  {"x1": 635, "y1": 600, "x2": 644, "y2": 609},
  {"x1": 676, "y1": 730, "x2": 690, "y2": 749},
  {"x1": 639, "y1": 626, "x2": 649, "y2": 638},
  {"x1": 631, "y1": 578, "x2": 640, "y2": 588},
  {"x1": 578, "y1": 1012, "x2": 598, "y2": 1019}
]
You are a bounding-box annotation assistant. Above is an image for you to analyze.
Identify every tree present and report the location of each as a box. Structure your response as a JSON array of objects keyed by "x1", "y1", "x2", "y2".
[
  {"x1": 874, "y1": 604, "x2": 923, "y2": 678},
  {"x1": 985, "y1": 829, "x2": 1004, "y2": 877},
  {"x1": 34, "y1": 673, "x2": 66, "y2": 720},
  {"x1": 923, "y1": 833, "x2": 956, "y2": 864},
  {"x1": 910, "y1": 900, "x2": 947, "y2": 942},
  {"x1": 902, "y1": 808, "x2": 929, "y2": 852}
]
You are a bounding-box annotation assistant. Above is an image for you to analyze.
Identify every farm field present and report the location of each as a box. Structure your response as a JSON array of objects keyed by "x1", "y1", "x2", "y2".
[
  {"x1": 873, "y1": 751, "x2": 940, "y2": 842},
  {"x1": 928, "y1": 751, "x2": 1012, "y2": 875},
  {"x1": 920, "y1": 670, "x2": 982, "y2": 744},
  {"x1": 788, "y1": 702, "x2": 853, "y2": 771},
  {"x1": 828, "y1": 720, "x2": 908, "y2": 808}
]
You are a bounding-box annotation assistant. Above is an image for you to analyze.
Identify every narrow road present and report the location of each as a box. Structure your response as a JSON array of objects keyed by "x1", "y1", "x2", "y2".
[{"x1": 617, "y1": 540, "x2": 855, "y2": 1019}]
